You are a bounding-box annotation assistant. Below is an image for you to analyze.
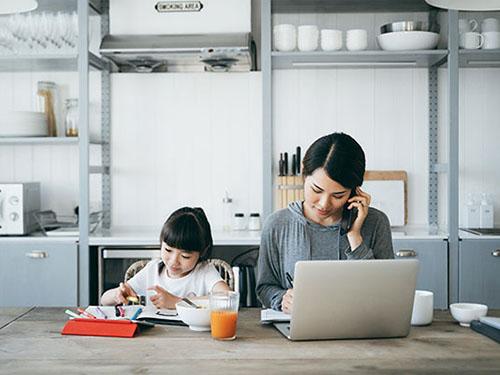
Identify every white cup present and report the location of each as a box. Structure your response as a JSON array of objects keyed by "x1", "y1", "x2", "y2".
[
  {"x1": 458, "y1": 18, "x2": 478, "y2": 33},
  {"x1": 481, "y1": 17, "x2": 500, "y2": 33},
  {"x1": 273, "y1": 24, "x2": 297, "y2": 52},
  {"x1": 411, "y1": 290, "x2": 434, "y2": 326},
  {"x1": 460, "y1": 32, "x2": 484, "y2": 49},
  {"x1": 482, "y1": 31, "x2": 500, "y2": 49},
  {"x1": 320, "y1": 29, "x2": 342, "y2": 51},
  {"x1": 297, "y1": 25, "x2": 319, "y2": 52},
  {"x1": 346, "y1": 29, "x2": 368, "y2": 51}
]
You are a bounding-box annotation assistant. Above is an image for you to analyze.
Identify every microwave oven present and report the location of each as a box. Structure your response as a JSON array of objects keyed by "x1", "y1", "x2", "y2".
[{"x1": 0, "y1": 182, "x2": 41, "y2": 235}]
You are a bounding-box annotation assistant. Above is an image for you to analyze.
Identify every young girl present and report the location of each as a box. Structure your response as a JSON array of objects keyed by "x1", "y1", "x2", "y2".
[{"x1": 101, "y1": 207, "x2": 230, "y2": 309}]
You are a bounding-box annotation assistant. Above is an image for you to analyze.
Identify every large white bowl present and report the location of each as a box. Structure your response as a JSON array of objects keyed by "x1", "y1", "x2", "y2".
[
  {"x1": 377, "y1": 31, "x2": 439, "y2": 51},
  {"x1": 0, "y1": 111, "x2": 48, "y2": 137},
  {"x1": 176, "y1": 298, "x2": 211, "y2": 331},
  {"x1": 449, "y1": 303, "x2": 488, "y2": 327}
]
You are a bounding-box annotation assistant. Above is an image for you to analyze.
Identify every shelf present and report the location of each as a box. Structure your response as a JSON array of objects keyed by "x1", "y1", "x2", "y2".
[
  {"x1": 272, "y1": 0, "x2": 437, "y2": 14},
  {"x1": 0, "y1": 53, "x2": 109, "y2": 73},
  {"x1": 459, "y1": 49, "x2": 500, "y2": 68},
  {"x1": 0, "y1": 137, "x2": 104, "y2": 145},
  {"x1": 272, "y1": 50, "x2": 448, "y2": 69},
  {"x1": 25, "y1": 0, "x2": 101, "y2": 15}
]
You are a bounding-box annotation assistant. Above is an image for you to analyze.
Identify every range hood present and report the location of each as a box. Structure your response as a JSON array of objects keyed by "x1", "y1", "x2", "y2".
[{"x1": 99, "y1": 33, "x2": 255, "y2": 73}]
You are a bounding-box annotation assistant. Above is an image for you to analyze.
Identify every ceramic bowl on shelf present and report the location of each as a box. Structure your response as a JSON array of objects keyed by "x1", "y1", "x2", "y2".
[
  {"x1": 0, "y1": 111, "x2": 48, "y2": 137},
  {"x1": 175, "y1": 298, "x2": 211, "y2": 331},
  {"x1": 449, "y1": 303, "x2": 488, "y2": 327},
  {"x1": 377, "y1": 31, "x2": 439, "y2": 51}
]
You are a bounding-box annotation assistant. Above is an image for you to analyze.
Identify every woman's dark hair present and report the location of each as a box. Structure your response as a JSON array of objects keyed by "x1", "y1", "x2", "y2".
[
  {"x1": 159, "y1": 207, "x2": 213, "y2": 262},
  {"x1": 302, "y1": 132, "x2": 366, "y2": 189}
]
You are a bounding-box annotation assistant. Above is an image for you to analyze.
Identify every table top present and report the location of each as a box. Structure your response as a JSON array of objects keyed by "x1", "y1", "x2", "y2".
[{"x1": 1, "y1": 308, "x2": 499, "y2": 373}]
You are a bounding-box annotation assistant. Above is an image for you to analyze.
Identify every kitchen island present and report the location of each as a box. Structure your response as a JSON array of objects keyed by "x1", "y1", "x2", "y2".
[{"x1": 0, "y1": 308, "x2": 499, "y2": 373}]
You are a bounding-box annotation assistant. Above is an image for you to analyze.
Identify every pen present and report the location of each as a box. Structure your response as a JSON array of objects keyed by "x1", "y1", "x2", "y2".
[
  {"x1": 286, "y1": 272, "x2": 294, "y2": 288},
  {"x1": 65, "y1": 309, "x2": 82, "y2": 319},
  {"x1": 95, "y1": 306, "x2": 107, "y2": 319},
  {"x1": 130, "y1": 307, "x2": 143, "y2": 321},
  {"x1": 118, "y1": 305, "x2": 125, "y2": 317},
  {"x1": 77, "y1": 308, "x2": 97, "y2": 319}
]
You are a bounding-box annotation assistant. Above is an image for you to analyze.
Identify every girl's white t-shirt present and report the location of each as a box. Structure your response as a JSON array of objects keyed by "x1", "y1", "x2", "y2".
[{"x1": 127, "y1": 259, "x2": 223, "y2": 301}]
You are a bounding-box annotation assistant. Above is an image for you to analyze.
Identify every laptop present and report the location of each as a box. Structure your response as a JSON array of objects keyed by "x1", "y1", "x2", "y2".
[{"x1": 274, "y1": 259, "x2": 419, "y2": 341}]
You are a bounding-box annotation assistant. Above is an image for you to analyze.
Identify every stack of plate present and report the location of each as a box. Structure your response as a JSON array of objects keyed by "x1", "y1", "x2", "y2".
[
  {"x1": 377, "y1": 21, "x2": 440, "y2": 51},
  {"x1": 0, "y1": 111, "x2": 48, "y2": 137}
]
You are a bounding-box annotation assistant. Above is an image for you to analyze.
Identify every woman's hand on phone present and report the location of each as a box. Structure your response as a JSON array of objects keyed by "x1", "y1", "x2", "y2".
[
  {"x1": 346, "y1": 187, "x2": 372, "y2": 247},
  {"x1": 148, "y1": 285, "x2": 181, "y2": 309},
  {"x1": 282, "y1": 288, "x2": 294, "y2": 314}
]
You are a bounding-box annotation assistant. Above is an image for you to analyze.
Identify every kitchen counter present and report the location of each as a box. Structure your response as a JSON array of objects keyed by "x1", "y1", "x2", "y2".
[
  {"x1": 460, "y1": 229, "x2": 500, "y2": 240},
  {"x1": 0, "y1": 307, "x2": 499, "y2": 373}
]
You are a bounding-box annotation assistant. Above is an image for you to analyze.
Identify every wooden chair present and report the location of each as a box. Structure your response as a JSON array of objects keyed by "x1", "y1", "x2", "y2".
[{"x1": 124, "y1": 258, "x2": 235, "y2": 291}]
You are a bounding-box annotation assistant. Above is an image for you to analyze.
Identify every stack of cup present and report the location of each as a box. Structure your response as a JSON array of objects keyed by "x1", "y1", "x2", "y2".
[
  {"x1": 320, "y1": 29, "x2": 343, "y2": 51},
  {"x1": 297, "y1": 25, "x2": 319, "y2": 51},
  {"x1": 459, "y1": 18, "x2": 483, "y2": 49},
  {"x1": 346, "y1": 29, "x2": 368, "y2": 51},
  {"x1": 273, "y1": 24, "x2": 297, "y2": 52},
  {"x1": 481, "y1": 17, "x2": 500, "y2": 49}
]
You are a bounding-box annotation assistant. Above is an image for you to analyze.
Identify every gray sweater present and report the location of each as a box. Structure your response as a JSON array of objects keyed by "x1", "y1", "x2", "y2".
[{"x1": 256, "y1": 201, "x2": 394, "y2": 310}]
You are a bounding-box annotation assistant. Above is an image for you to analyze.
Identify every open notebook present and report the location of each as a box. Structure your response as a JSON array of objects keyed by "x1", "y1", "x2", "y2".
[
  {"x1": 86, "y1": 305, "x2": 187, "y2": 326},
  {"x1": 260, "y1": 308, "x2": 290, "y2": 324}
]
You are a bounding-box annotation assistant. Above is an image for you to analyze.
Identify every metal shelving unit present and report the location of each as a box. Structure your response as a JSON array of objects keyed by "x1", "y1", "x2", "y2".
[{"x1": 459, "y1": 49, "x2": 500, "y2": 68}]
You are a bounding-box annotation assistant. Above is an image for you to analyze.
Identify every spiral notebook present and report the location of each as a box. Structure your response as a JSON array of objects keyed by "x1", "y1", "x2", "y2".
[{"x1": 85, "y1": 305, "x2": 187, "y2": 326}]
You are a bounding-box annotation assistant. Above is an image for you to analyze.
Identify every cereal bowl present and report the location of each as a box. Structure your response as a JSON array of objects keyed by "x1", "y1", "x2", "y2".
[
  {"x1": 449, "y1": 303, "x2": 488, "y2": 327},
  {"x1": 176, "y1": 298, "x2": 211, "y2": 331}
]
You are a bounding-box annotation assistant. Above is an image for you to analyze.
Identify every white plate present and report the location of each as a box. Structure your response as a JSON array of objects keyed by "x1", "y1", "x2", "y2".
[
  {"x1": 377, "y1": 31, "x2": 439, "y2": 51},
  {"x1": 0, "y1": 111, "x2": 48, "y2": 137}
]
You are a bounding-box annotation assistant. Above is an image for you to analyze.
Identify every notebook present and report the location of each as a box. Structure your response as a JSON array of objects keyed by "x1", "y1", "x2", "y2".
[
  {"x1": 85, "y1": 305, "x2": 187, "y2": 326},
  {"x1": 260, "y1": 308, "x2": 290, "y2": 324}
]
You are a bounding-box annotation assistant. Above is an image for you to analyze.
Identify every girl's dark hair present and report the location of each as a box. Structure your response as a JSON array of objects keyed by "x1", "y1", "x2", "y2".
[
  {"x1": 159, "y1": 207, "x2": 213, "y2": 262},
  {"x1": 302, "y1": 132, "x2": 366, "y2": 189}
]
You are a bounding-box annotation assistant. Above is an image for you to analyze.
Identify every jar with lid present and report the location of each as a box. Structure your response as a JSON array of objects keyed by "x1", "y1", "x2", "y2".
[
  {"x1": 233, "y1": 213, "x2": 246, "y2": 231},
  {"x1": 248, "y1": 213, "x2": 261, "y2": 231},
  {"x1": 36, "y1": 81, "x2": 58, "y2": 136},
  {"x1": 64, "y1": 98, "x2": 78, "y2": 137}
]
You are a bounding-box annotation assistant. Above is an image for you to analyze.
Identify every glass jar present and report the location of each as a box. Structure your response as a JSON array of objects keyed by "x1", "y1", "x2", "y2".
[
  {"x1": 248, "y1": 213, "x2": 261, "y2": 231},
  {"x1": 222, "y1": 191, "x2": 233, "y2": 231},
  {"x1": 64, "y1": 98, "x2": 78, "y2": 137},
  {"x1": 36, "y1": 81, "x2": 58, "y2": 137},
  {"x1": 233, "y1": 213, "x2": 246, "y2": 231}
]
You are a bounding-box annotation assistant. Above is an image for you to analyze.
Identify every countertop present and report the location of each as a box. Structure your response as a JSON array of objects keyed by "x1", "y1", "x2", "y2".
[{"x1": 0, "y1": 307, "x2": 499, "y2": 373}]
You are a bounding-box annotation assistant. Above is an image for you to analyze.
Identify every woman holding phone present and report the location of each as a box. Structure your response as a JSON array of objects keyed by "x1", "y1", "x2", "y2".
[{"x1": 256, "y1": 132, "x2": 394, "y2": 313}]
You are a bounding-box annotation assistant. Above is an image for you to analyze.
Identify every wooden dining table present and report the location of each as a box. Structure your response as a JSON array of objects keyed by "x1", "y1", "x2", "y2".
[{"x1": 0, "y1": 307, "x2": 499, "y2": 373}]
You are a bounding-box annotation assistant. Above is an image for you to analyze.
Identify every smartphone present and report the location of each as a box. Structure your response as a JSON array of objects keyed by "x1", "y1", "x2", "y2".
[{"x1": 340, "y1": 190, "x2": 358, "y2": 236}]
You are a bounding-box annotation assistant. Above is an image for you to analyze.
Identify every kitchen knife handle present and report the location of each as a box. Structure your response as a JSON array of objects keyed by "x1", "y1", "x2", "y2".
[
  {"x1": 26, "y1": 251, "x2": 49, "y2": 259},
  {"x1": 492, "y1": 249, "x2": 500, "y2": 257},
  {"x1": 395, "y1": 249, "x2": 417, "y2": 258}
]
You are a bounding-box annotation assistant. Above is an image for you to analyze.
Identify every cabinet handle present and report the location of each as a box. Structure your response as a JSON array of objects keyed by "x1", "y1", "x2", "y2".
[
  {"x1": 26, "y1": 251, "x2": 48, "y2": 259},
  {"x1": 396, "y1": 249, "x2": 417, "y2": 258},
  {"x1": 492, "y1": 250, "x2": 500, "y2": 257}
]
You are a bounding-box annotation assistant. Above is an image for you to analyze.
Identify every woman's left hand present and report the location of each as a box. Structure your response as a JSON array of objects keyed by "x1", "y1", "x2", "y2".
[
  {"x1": 346, "y1": 187, "x2": 371, "y2": 247},
  {"x1": 147, "y1": 285, "x2": 181, "y2": 309}
]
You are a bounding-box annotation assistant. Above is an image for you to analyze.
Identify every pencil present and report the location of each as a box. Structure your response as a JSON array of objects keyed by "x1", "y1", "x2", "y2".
[
  {"x1": 130, "y1": 307, "x2": 143, "y2": 321},
  {"x1": 285, "y1": 272, "x2": 294, "y2": 288},
  {"x1": 95, "y1": 306, "x2": 107, "y2": 319},
  {"x1": 64, "y1": 309, "x2": 82, "y2": 319}
]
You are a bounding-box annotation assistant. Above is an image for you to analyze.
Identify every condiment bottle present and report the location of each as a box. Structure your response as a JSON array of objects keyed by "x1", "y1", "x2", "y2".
[
  {"x1": 64, "y1": 98, "x2": 78, "y2": 137},
  {"x1": 37, "y1": 81, "x2": 57, "y2": 137},
  {"x1": 233, "y1": 213, "x2": 246, "y2": 231},
  {"x1": 248, "y1": 213, "x2": 261, "y2": 231},
  {"x1": 222, "y1": 191, "x2": 233, "y2": 231}
]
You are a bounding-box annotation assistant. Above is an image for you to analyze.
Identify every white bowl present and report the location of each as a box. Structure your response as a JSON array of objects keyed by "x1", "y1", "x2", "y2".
[
  {"x1": 377, "y1": 31, "x2": 439, "y2": 51},
  {"x1": 176, "y1": 298, "x2": 211, "y2": 331},
  {"x1": 449, "y1": 303, "x2": 488, "y2": 327},
  {"x1": 0, "y1": 111, "x2": 48, "y2": 137}
]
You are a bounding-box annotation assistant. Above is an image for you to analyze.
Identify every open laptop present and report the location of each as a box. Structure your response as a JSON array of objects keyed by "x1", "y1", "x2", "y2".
[{"x1": 274, "y1": 259, "x2": 419, "y2": 341}]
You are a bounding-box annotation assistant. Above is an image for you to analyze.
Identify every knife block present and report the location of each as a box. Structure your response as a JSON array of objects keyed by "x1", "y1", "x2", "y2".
[{"x1": 276, "y1": 175, "x2": 304, "y2": 210}]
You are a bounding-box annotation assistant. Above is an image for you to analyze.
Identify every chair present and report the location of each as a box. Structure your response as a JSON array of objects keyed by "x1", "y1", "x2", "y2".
[
  {"x1": 123, "y1": 258, "x2": 235, "y2": 291},
  {"x1": 231, "y1": 247, "x2": 260, "y2": 307}
]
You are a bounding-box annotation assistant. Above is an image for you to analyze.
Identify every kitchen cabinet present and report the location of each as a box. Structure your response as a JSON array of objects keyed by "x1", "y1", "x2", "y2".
[
  {"x1": 0, "y1": 241, "x2": 78, "y2": 307},
  {"x1": 459, "y1": 239, "x2": 500, "y2": 308},
  {"x1": 393, "y1": 239, "x2": 448, "y2": 309}
]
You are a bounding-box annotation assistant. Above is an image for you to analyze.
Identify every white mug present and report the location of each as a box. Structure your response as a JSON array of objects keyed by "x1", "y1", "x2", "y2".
[
  {"x1": 346, "y1": 29, "x2": 368, "y2": 51},
  {"x1": 297, "y1": 25, "x2": 319, "y2": 52},
  {"x1": 482, "y1": 31, "x2": 500, "y2": 49},
  {"x1": 460, "y1": 32, "x2": 484, "y2": 49},
  {"x1": 320, "y1": 29, "x2": 342, "y2": 51},
  {"x1": 458, "y1": 18, "x2": 478, "y2": 33},
  {"x1": 481, "y1": 17, "x2": 500, "y2": 33},
  {"x1": 273, "y1": 24, "x2": 297, "y2": 52},
  {"x1": 411, "y1": 290, "x2": 434, "y2": 326}
]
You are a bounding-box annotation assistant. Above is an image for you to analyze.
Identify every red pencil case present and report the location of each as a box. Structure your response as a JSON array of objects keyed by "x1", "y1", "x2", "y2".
[{"x1": 61, "y1": 318, "x2": 151, "y2": 338}]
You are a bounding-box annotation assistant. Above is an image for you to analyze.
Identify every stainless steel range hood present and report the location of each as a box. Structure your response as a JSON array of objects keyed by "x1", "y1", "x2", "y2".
[{"x1": 99, "y1": 33, "x2": 255, "y2": 73}]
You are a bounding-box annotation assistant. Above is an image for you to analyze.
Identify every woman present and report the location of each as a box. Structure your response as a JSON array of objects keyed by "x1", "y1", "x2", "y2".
[{"x1": 256, "y1": 132, "x2": 394, "y2": 313}]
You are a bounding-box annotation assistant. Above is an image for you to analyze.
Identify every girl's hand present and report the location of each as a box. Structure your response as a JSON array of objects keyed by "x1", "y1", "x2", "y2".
[
  {"x1": 147, "y1": 285, "x2": 181, "y2": 309},
  {"x1": 346, "y1": 187, "x2": 372, "y2": 248},
  {"x1": 282, "y1": 289, "x2": 294, "y2": 314},
  {"x1": 115, "y1": 282, "x2": 137, "y2": 305}
]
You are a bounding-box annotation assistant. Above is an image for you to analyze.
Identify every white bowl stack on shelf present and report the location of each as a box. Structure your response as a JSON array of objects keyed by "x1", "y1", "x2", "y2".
[
  {"x1": 0, "y1": 111, "x2": 48, "y2": 137},
  {"x1": 377, "y1": 21, "x2": 440, "y2": 51}
]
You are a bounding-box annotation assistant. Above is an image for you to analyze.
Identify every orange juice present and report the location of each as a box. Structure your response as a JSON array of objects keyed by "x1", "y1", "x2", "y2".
[{"x1": 210, "y1": 310, "x2": 238, "y2": 340}]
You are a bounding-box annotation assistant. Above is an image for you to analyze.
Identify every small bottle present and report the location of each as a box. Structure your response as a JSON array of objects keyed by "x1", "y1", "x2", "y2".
[
  {"x1": 464, "y1": 193, "x2": 480, "y2": 228},
  {"x1": 64, "y1": 98, "x2": 78, "y2": 137},
  {"x1": 479, "y1": 193, "x2": 494, "y2": 229},
  {"x1": 248, "y1": 213, "x2": 261, "y2": 231},
  {"x1": 222, "y1": 191, "x2": 233, "y2": 231},
  {"x1": 233, "y1": 213, "x2": 246, "y2": 231},
  {"x1": 37, "y1": 81, "x2": 58, "y2": 137}
]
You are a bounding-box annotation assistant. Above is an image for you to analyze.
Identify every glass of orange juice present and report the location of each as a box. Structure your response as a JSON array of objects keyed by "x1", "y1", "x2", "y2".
[{"x1": 209, "y1": 291, "x2": 240, "y2": 340}]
